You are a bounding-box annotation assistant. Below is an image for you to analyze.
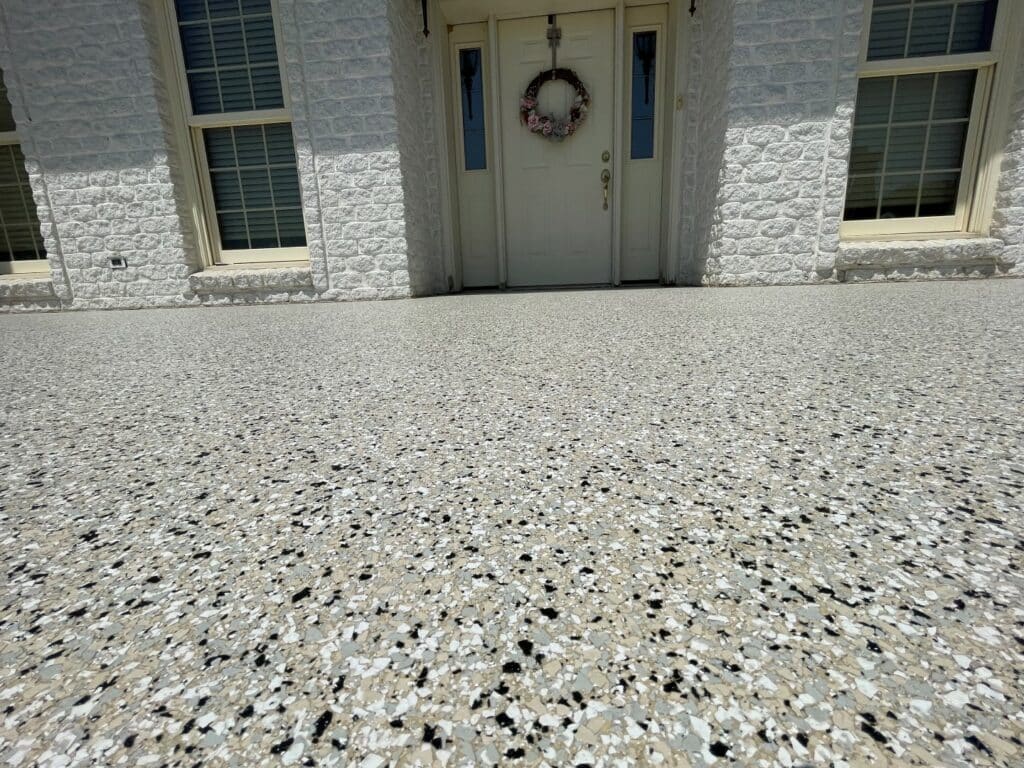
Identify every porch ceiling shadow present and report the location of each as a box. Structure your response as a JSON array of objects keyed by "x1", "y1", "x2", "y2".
[{"x1": 438, "y1": 0, "x2": 660, "y2": 25}]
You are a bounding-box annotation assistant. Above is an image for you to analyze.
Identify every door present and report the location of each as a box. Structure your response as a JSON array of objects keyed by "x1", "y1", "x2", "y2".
[{"x1": 498, "y1": 11, "x2": 615, "y2": 287}]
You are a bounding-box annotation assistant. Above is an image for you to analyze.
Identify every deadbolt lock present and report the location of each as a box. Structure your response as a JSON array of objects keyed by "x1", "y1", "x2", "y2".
[{"x1": 602, "y1": 151, "x2": 610, "y2": 162}]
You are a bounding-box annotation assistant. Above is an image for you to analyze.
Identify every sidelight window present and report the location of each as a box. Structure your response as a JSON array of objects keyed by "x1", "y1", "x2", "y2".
[
  {"x1": 459, "y1": 48, "x2": 487, "y2": 171},
  {"x1": 630, "y1": 31, "x2": 657, "y2": 160}
]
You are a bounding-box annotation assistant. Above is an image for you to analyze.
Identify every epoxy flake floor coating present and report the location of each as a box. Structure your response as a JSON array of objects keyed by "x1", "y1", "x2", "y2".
[{"x1": 1, "y1": 282, "x2": 1023, "y2": 768}]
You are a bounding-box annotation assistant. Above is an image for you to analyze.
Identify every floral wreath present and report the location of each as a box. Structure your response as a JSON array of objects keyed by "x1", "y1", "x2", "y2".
[{"x1": 519, "y1": 68, "x2": 591, "y2": 141}]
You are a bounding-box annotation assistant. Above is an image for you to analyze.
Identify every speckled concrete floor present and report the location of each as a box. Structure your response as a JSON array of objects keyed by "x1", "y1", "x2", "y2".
[{"x1": 1, "y1": 281, "x2": 1022, "y2": 768}]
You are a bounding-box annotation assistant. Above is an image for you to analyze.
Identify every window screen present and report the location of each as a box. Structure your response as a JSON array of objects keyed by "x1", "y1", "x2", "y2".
[
  {"x1": 0, "y1": 145, "x2": 47, "y2": 262},
  {"x1": 175, "y1": 0, "x2": 284, "y2": 115},
  {"x1": 172, "y1": 1, "x2": 307, "y2": 258},
  {"x1": 842, "y1": 1, "x2": 1000, "y2": 230},
  {"x1": 845, "y1": 70, "x2": 976, "y2": 220},
  {"x1": 867, "y1": 0, "x2": 998, "y2": 61},
  {"x1": 203, "y1": 124, "x2": 306, "y2": 249},
  {"x1": 0, "y1": 77, "x2": 15, "y2": 133}
]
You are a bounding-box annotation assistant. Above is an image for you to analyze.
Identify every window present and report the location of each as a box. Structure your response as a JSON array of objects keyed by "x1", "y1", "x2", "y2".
[
  {"x1": 169, "y1": 0, "x2": 306, "y2": 264},
  {"x1": 843, "y1": 0, "x2": 1009, "y2": 237},
  {"x1": 630, "y1": 31, "x2": 657, "y2": 160},
  {"x1": 0, "y1": 70, "x2": 47, "y2": 275},
  {"x1": 458, "y1": 48, "x2": 486, "y2": 172}
]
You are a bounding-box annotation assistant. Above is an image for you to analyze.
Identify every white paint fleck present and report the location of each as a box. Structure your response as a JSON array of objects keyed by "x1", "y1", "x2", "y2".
[{"x1": 942, "y1": 690, "x2": 970, "y2": 709}]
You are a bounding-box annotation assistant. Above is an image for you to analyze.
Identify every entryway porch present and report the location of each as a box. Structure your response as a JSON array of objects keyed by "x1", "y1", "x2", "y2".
[{"x1": 435, "y1": 0, "x2": 686, "y2": 290}]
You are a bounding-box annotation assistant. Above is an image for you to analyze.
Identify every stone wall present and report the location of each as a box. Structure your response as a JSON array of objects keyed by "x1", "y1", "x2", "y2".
[
  {"x1": 280, "y1": 0, "x2": 420, "y2": 302},
  {"x1": 687, "y1": 0, "x2": 1023, "y2": 286},
  {"x1": 0, "y1": 0, "x2": 441, "y2": 312},
  {"x1": 990, "y1": 30, "x2": 1024, "y2": 276},
  {"x1": 0, "y1": 0, "x2": 195, "y2": 310},
  {"x1": 676, "y1": 0, "x2": 735, "y2": 285},
  {"x1": 684, "y1": 0, "x2": 864, "y2": 286},
  {"x1": 1, "y1": 0, "x2": 1023, "y2": 313},
  {"x1": 0, "y1": 7, "x2": 64, "y2": 312},
  {"x1": 386, "y1": 0, "x2": 447, "y2": 297}
]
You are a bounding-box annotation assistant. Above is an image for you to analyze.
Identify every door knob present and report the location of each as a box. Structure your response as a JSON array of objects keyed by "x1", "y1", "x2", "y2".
[{"x1": 601, "y1": 169, "x2": 611, "y2": 210}]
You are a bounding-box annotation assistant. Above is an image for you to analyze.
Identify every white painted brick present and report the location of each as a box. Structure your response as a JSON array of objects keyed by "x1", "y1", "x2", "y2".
[
  {"x1": 0, "y1": 0, "x2": 449, "y2": 310},
  {"x1": 676, "y1": 0, "x2": 868, "y2": 284},
  {"x1": 990, "y1": 31, "x2": 1024, "y2": 276},
  {"x1": 0, "y1": 0, "x2": 198, "y2": 308},
  {"x1": 3, "y1": 0, "x2": 1022, "y2": 311}
]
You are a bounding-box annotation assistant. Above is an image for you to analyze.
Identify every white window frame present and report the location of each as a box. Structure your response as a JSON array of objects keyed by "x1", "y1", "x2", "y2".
[
  {"x1": 160, "y1": 0, "x2": 308, "y2": 266},
  {"x1": 842, "y1": 0, "x2": 1017, "y2": 240},
  {"x1": 0, "y1": 128, "x2": 49, "y2": 276}
]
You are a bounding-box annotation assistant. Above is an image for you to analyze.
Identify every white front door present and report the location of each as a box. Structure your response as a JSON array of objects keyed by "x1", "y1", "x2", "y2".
[{"x1": 498, "y1": 11, "x2": 615, "y2": 287}]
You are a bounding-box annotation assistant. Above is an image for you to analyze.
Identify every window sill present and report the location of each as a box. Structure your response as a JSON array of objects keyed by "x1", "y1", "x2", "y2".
[
  {"x1": 189, "y1": 264, "x2": 314, "y2": 295},
  {"x1": 0, "y1": 273, "x2": 57, "y2": 301},
  {"x1": 836, "y1": 236, "x2": 1005, "y2": 270},
  {"x1": 840, "y1": 231, "x2": 981, "y2": 243},
  {"x1": 205, "y1": 261, "x2": 309, "y2": 271}
]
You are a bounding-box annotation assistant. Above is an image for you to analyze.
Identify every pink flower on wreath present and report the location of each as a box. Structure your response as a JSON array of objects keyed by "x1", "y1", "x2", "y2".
[
  {"x1": 542, "y1": 122, "x2": 554, "y2": 136},
  {"x1": 521, "y1": 97, "x2": 537, "y2": 110},
  {"x1": 527, "y1": 113, "x2": 541, "y2": 130}
]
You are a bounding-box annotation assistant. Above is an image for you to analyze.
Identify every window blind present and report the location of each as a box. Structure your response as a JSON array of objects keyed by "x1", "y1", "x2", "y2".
[
  {"x1": 0, "y1": 144, "x2": 47, "y2": 262},
  {"x1": 845, "y1": 70, "x2": 976, "y2": 220},
  {"x1": 868, "y1": 0, "x2": 998, "y2": 60},
  {"x1": 176, "y1": 0, "x2": 284, "y2": 115},
  {"x1": 203, "y1": 124, "x2": 306, "y2": 249}
]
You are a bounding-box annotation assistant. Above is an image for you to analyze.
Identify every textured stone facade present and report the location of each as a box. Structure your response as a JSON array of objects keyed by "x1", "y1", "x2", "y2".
[
  {"x1": 676, "y1": 0, "x2": 733, "y2": 286},
  {"x1": 677, "y1": 0, "x2": 865, "y2": 286},
  {"x1": 0, "y1": 0, "x2": 197, "y2": 311},
  {"x1": 676, "y1": 0, "x2": 1024, "y2": 286},
  {"x1": 188, "y1": 265, "x2": 317, "y2": 304},
  {"x1": 0, "y1": 0, "x2": 445, "y2": 312},
  {"x1": 0, "y1": 0, "x2": 1022, "y2": 313},
  {"x1": 279, "y1": 0, "x2": 444, "y2": 302},
  {"x1": 386, "y1": 0, "x2": 447, "y2": 297},
  {"x1": 990, "y1": 31, "x2": 1024, "y2": 276},
  {"x1": 0, "y1": 0, "x2": 191, "y2": 311},
  {"x1": 836, "y1": 237, "x2": 1006, "y2": 282}
]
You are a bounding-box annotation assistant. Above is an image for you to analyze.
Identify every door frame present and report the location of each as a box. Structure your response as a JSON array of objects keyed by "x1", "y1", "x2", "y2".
[{"x1": 438, "y1": 0, "x2": 689, "y2": 289}]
